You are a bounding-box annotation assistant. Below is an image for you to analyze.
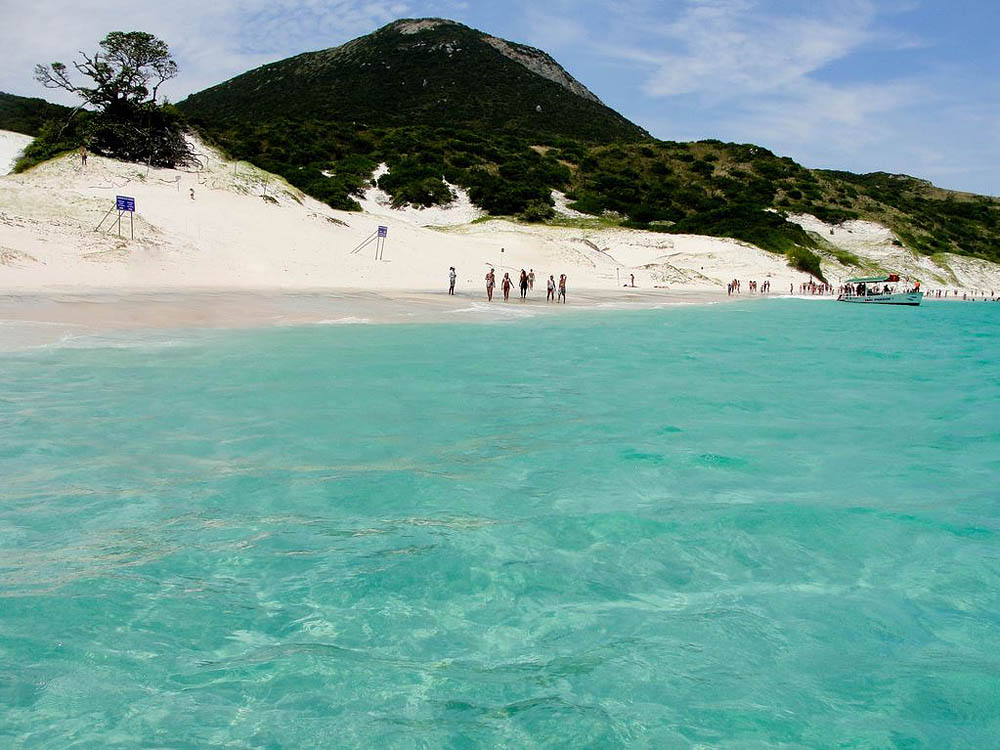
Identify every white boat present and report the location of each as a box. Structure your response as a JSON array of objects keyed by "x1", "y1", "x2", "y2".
[{"x1": 838, "y1": 275, "x2": 923, "y2": 306}]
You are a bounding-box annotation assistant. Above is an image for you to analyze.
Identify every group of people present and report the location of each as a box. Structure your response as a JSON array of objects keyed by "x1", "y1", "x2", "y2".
[
  {"x1": 800, "y1": 281, "x2": 836, "y2": 295},
  {"x1": 726, "y1": 279, "x2": 772, "y2": 295},
  {"x1": 474, "y1": 267, "x2": 567, "y2": 303},
  {"x1": 924, "y1": 289, "x2": 998, "y2": 301}
]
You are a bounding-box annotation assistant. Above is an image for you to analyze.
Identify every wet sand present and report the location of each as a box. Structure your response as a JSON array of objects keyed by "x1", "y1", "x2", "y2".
[{"x1": 0, "y1": 287, "x2": 744, "y2": 349}]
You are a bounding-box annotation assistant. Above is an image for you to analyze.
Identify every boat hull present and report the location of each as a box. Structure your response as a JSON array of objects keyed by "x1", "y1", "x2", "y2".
[{"x1": 837, "y1": 292, "x2": 923, "y2": 306}]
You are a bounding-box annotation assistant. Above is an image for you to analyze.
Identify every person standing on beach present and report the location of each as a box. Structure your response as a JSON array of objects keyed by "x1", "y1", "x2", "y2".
[
  {"x1": 547, "y1": 275, "x2": 556, "y2": 302},
  {"x1": 485, "y1": 269, "x2": 495, "y2": 301},
  {"x1": 80, "y1": 145, "x2": 88, "y2": 168},
  {"x1": 502, "y1": 272, "x2": 513, "y2": 301},
  {"x1": 448, "y1": 266, "x2": 456, "y2": 295},
  {"x1": 558, "y1": 274, "x2": 567, "y2": 303},
  {"x1": 519, "y1": 269, "x2": 529, "y2": 300},
  {"x1": 528, "y1": 269, "x2": 535, "y2": 291}
]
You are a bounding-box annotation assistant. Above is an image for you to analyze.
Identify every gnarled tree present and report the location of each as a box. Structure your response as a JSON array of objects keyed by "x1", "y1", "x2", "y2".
[{"x1": 34, "y1": 31, "x2": 193, "y2": 167}]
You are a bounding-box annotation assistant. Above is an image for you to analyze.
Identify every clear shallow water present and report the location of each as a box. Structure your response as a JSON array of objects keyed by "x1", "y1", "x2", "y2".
[{"x1": 1, "y1": 300, "x2": 999, "y2": 748}]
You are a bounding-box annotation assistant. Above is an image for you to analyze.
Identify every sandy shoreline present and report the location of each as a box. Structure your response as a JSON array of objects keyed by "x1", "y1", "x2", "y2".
[{"x1": 0, "y1": 287, "x2": 752, "y2": 348}]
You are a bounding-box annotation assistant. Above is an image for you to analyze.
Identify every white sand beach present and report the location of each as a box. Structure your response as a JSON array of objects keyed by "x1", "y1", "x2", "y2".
[{"x1": 1, "y1": 130, "x2": 998, "y2": 342}]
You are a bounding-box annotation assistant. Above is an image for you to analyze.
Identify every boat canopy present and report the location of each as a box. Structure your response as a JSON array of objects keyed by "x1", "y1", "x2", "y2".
[{"x1": 846, "y1": 275, "x2": 896, "y2": 284}]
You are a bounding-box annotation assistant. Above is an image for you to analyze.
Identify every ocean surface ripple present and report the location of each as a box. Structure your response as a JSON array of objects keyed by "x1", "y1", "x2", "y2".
[{"x1": 2, "y1": 300, "x2": 999, "y2": 747}]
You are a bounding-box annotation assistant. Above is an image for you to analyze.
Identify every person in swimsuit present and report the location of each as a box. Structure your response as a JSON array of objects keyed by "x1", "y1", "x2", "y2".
[
  {"x1": 519, "y1": 269, "x2": 528, "y2": 300},
  {"x1": 448, "y1": 267, "x2": 456, "y2": 295},
  {"x1": 558, "y1": 274, "x2": 567, "y2": 303},
  {"x1": 502, "y1": 272, "x2": 513, "y2": 301},
  {"x1": 547, "y1": 275, "x2": 556, "y2": 302},
  {"x1": 528, "y1": 269, "x2": 535, "y2": 290},
  {"x1": 485, "y1": 269, "x2": 495, "y2": 301}
]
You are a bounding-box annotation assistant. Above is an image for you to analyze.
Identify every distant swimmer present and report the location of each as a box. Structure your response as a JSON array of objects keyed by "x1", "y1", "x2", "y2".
[{"x1": 448, "y1": 266, "x2": 456, "y2": 295}]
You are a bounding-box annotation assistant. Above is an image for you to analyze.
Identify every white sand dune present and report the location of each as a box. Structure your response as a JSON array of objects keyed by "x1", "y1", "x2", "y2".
[
  {"x1": 0, "y1": 133, "x2": 997, "y2": 298},
  {"x1": 357, "y1": 163, "x2": 486, "y2": 226},
  {"x1": 0, "y1": 130, "x2": 34, "y2": 176}
]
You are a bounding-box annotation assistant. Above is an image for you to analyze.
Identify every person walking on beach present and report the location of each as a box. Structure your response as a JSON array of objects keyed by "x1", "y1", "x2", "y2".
[
  {"x1": 528, "y1": 269, "x2": 535, "y2": 291},
  {"x1": 558, "y1": 274, "x2": 567, "y2": 303},
  {"x1": 80, "y1": 145, "x2": 88, "y2": 168},
  {"x1": 519, "y1": 269, "x2": 529, "y2": 300},
  {"x1": 547, "y1": 275, "x2": 556, "y2": 302},
  {"x1": 502, "y1": 272, "x2": 513, "y2": 301},
  {"x1": 485, "y1": 269, "x2": 495, "y2": 301},
  {"x1": 448, "y1": 266, "x2": 456, "y2": 295}
]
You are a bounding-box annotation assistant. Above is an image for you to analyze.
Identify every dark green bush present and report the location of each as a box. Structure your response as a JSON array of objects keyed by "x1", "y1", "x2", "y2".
[{"x1": 520, "y1": 199, "x2": 555, "y2": 222}]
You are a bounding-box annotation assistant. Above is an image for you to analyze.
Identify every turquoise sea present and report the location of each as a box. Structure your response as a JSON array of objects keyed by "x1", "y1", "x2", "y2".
[{"x1": 2, "y1": 300, "x2": 999, "y2": 748}]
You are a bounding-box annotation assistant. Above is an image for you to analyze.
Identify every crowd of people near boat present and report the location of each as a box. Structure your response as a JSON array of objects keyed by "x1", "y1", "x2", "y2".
[
  {"x1": 448, "y1": 267, "x2": 998, "y2": 303},
  {"x1": 840, "y1": 282, "x2": 920, "y2": 296},
  {"x1": 727, "y1": 279, "x2": 842, "y2": 296},
  {"x1": 800, "y1": 281, "x2": 837, "y2": 295}
]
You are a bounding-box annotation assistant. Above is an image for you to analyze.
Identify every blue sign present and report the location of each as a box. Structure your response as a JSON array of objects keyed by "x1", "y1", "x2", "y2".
[
  {"x1": 378, "y1": 225, "x2": 388, "y2": 238},
  {"x1": 116, "y1": 195, "x2": 135, "y2": 212}
]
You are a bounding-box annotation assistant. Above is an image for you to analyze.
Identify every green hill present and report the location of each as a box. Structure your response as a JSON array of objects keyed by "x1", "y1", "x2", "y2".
[
  {"x1": 178, "y1": 19, "x2": 646, "y2": 143},
  {"x1": 0, "y1": 92, "x2": 73, "y2": 136}
]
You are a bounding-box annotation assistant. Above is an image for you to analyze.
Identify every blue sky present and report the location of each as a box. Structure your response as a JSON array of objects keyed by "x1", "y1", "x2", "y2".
[{"x1": 2, "y1": 0, "x2": 998, "y2": 195}]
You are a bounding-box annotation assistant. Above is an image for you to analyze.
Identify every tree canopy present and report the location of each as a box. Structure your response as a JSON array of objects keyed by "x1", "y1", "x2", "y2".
[
  {"x1": 30, "y1": 31, "x2": 193, "y2": 168},
  {"x1": 35, "y1": 31, "x2": 177, "y2": 113}
]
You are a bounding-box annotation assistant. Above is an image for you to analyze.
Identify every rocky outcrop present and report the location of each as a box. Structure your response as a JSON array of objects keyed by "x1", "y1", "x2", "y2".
[{"x1": 482, "y1": 37, "x2": 602, "y2": 104}]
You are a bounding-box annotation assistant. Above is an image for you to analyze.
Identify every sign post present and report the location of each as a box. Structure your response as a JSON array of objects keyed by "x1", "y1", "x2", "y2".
[
  {"x1": 349, "y1": 225, "x2": 389, "y2": 259},
  {"x1": 115, "y1": 195, "x2": 136, "y2": 240},
  {"x1": 376, "y1": 225, "x2": 388, "y2": 260},
  {"x1": 95, "y1": 195, "x2": 136, "y2": 239}
]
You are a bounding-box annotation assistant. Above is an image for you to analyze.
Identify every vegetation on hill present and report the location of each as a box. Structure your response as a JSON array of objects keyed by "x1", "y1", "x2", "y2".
[
  {"x1": 178, "y1": 19, "x2": 647, "y2": 144},
  {"x1": 187, "y1": 122, "x2": 833, "y2": 275},
  {"x1": 0, "y1": 92, "x2": 72, "y2": 136}
]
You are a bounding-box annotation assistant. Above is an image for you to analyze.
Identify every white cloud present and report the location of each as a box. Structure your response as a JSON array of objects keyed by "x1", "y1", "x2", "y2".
[{"x1": 612, "y1": 0, "x2": 882, "y2": 97}]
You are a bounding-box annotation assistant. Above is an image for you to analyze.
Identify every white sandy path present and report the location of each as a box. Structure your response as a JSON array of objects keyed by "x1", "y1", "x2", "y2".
[
  {"x1": 1, "y1": 135, "x2": 997, "y2": 295},
  {"x1": 0, "y1": 130, "x2": 34, "y2": 176}
]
